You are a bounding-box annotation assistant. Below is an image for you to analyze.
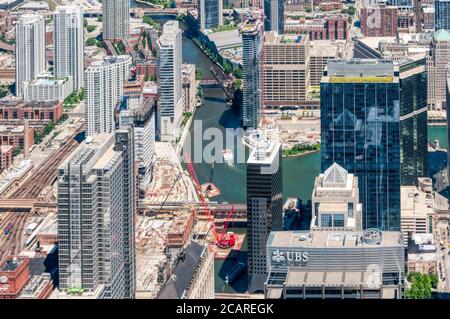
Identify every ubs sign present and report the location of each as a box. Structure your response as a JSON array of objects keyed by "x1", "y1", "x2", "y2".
[{"x1": 271, "y1": 249, "x2": 309, "y2": 266}]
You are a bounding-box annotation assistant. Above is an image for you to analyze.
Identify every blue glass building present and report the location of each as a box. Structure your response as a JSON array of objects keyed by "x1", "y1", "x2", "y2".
[
  {"x1": 264, "y1": 0, "x2": 285, "y2": 34},
  {"x1": 320, "y1": 59, "x2": 401, "y2": 231},
  {"x1": 435, "y1": 0, "x2": 450, "y2": 31}
]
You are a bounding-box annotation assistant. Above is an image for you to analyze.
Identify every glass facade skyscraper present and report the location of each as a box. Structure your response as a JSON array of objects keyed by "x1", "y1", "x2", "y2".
[
  {"x1": 264, "y1": 0, "x2": 285, "y2": 34},
  {"x1": 241, "y1": 18, "x2": 263, "y2": 129},
  {"x1": 198, "y1": 0, "x2": 223, "y2": 30},
  {"x1": 399, "y1": 58, "x2": 428, "y2": 185},
  {"x1": 435, "y1": 0, "x2": 450, "y2": 31},
  {"x1": 320, "y1": 59, "x2": 401, "y2": 231}
]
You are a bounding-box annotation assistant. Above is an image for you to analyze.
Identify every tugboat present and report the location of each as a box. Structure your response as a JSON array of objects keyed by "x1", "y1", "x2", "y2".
[{"x1": 225, "y1": 262, "x2": 247, "y2": 285}]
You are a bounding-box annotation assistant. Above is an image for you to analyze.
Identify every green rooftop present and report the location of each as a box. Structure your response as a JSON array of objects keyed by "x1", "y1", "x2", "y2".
[{"x1": 433, "y1": 29, "x2": 450, "y2": 42}]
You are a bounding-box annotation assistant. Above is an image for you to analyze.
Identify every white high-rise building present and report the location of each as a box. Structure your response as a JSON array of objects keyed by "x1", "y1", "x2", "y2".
[
  {"x1": 85, "y1": 56, "x2": 131, "y2": 136},
  {"x1": 157, "y1": 21, "x2": 183, "y2": 142},
  {"x1": 102, "y1": 0, "x2": 130, "y2": 41},
  {"x1": 57, "y1": 130, "x2": 136, "y2": 299},
  {"x1": 54, "y1": 5, "x2": 84, "y2": 91},
  {"x1": 15, "y1": 14, "x2": 46, "y2": 99}
]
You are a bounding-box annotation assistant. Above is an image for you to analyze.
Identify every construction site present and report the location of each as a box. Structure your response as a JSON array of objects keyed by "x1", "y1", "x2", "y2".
[{"x1": 135, "y1": 139, "x2": 247, "y2": 297}]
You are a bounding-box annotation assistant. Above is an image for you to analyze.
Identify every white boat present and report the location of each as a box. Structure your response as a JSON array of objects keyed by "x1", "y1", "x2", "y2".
[{"x1": 222, "y1": 149, "x2": 234, "y2": 165}]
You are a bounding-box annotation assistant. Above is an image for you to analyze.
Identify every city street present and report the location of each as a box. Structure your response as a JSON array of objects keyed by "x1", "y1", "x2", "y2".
[{"x1": 435, "y1": 219, "x2": 450, "y2": 291}]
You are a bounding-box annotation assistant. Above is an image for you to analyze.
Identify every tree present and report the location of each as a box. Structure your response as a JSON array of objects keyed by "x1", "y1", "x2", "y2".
[
  {"x1": 195, "y1": 69, "x2": 204, "y2": 80},
  {"x1": 87, "y1": 25, "x2": 96, "y2": 33},
  {"x1": 223, "y1": 61, "x2": 233, "y2": 74},
  {"x1": 233, "y1": 66, "x2": 243, "y2": 79},
  {"x1": 405, "y1": 272, "x2": 433, "y2": 299},
  {"x1": 86, "y1": 37, "x2": 96, "y2": 46}
]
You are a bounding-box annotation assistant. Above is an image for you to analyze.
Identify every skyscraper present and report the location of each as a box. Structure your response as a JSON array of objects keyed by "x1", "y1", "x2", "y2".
[
  {"x1": 427, "y1": 29, "x2": 450, "y2": 110},
  {"x1": 263, "y1": 32, "x2": 310, "y2": 109},
  {"x1": 54, "y1": 5, "x2": 84, "y2": 91},
  {"x1": 15, "y1": 14, "x2": 46, "y2": 98},
  {"x1": 311, "y1": 163, "x2": 362, "y2": 231},
  {"x1": 157, "y1": 21, "x2": 183, "y2": 142},
  {"x1": 198, "y1": 0, "x2": 223, "y2": 30},
  {"x1": 102, "y1": 0, "x2": 130, "y2": 41},
  {"x1": 446, "y1": 66, "x2": 450, "y2": 180},
  {"x1": 114, "y1": 128, "x2": 136, "y2": 299},
  {"x1": 247, "y1": 137, "x2": 283, "y2": 292},
  {"x1": 57, "y1": 130, "x2": 136, "y2": 299},
  {"x1": 321, "y1": 59, "x2": 401, "y2": 231},
  {"x1": 435, "y1": 0, "x2": 450, "y2": 31},
  {"x1": 264, "y1": 0, "x2": 285, "y2": 34},
  {"x1": 241, "y1": 18, "x2": 263, "y2": 129},
  {"x1": 398, "y1": 58, "x2": 428, "y2": 185},
  {"x1": 84, "y1": 55, "x2": 131, "y2": 136}
]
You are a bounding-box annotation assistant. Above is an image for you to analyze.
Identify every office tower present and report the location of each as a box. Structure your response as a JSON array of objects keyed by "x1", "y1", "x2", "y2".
[
  {"x1": 57, "y1": 131, "x2": 136, "y2": 299},
  {"x1": 198, "y1": 0, "x2": 223, "y2": 30},
  {"x1": 265, "y1": 229, "x2": 405, "y2": 299},
  {"x1": 399, "y1": 58, "x2": 428, "y2": 185},
  {"x1": 446, "y1": 66, "x2": 450, "y2": 178},
  {"x1": 264, "y1": 0, "x2": 285, "y2": 34},
  {"x1": 263, "y1": 32, "x2": 310, "y2": 109},
  {"x1": 311, "y1": 163, "x2": 362, "y2": 231},
  {"x1": 360, "y1": 4, "x2": 398, "y2": 37},
  {"x1": 321, "y1": 59, "x2": 401, "y2": 231},
  {"x1": 247, "y1": 137, "x2": 283, "y2": 292},
  {"x1": 15, "y1": 14, "x2": 46, "y2": 99},
  {"x1": 264, "y1": 0, "x2": 284, "y2": 34},
  {"x1": 241, "y1": 18, "x2": 263, "y2": 129},
  {"x1": 84, "y1": 55, "x2": 131, "y2": 136},
  {"x1": 435, "y1": 0, "x2": 450, "y2": 31},
  {"x1": 54, "y1": 5, "x2": 84, "y2": 91},
  {"x1": 114, "y1": 128, "x2": 136, "y2": 299},
  {"x1": 119, "y1": 94, "x2": 155, "y2": 188},
  {"x1": 157, "y1": 21, "x2": 183, "y2": 142},
  {"x1": 102, "y1": 0, "x2": 130, "y2": 40},
  {"x1": 427, "y1": 29, "x2": 450, "y2": 109}
]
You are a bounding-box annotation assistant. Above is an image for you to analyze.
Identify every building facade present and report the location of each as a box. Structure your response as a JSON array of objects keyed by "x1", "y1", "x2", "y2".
[
  {"x1": 311, "y1": 163, "x2": 362, "y2": 231},
  {"x1": 263, "y1": 32, "x2": 310, "y2": 109},
  {"x1": 264, "y1": 0, "x2": 285, "y2": 34},
  {"x1": 265, "y1": 229, "x2": 405, "y2": 299},
  {"x1": 102, "y1": 0, "x2": 130, "y2": 41},
  {"x1": 242, "y1": 18, "x2": 263, "y2": 129},
  {"x1": 427, "y1": 29, "x2": 450, "y2": 110},
  {"x1": 198, "y1": 0, "x2": 223, "y2": 30},
  {"x1": 360, "y1": 4, "x2": 398, "y2": 37},
  {"x1": 119, "y1": 94, "x2": 155, "y2": 189},
  {"x1": 57, "y1": 131, "x2": 136, "y2": 299},
  {"x1": 84, "y1": 56, "x2": 131, "y2": 136},
  {"x1": 435, "y1": 0, "x2": 450, "y2": 31},
  {"x1": 15, "y1": 14, "x2": 46, "y2": 99},
  {"x1": 23, "y1": 73, "x2": 73, "y2": 102},
  {"x1": 247, "y1": 137, "x2": 283, "y2": 292},
  {"x1": 321, "y1": 59, "x2": 401, "y2": 231},
  {"x1": 53, "y1": 5, "x2": 84, "y2": 91},
  {"x1": 398, "y1": 58, "x2": 428, "y2": 185},
  {"x1": 157, "y1": 21, "x2": 183, "y2": 142}
]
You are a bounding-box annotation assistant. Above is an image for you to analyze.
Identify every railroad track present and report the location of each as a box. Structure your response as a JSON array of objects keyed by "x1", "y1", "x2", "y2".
[{"x1": 0, "y1": 124, "x2": 83, "y2": 259}]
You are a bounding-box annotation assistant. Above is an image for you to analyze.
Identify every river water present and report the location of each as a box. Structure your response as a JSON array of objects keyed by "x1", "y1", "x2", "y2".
[{"x1": 137, "y1": 13, "x2": 448, "y2": 293}]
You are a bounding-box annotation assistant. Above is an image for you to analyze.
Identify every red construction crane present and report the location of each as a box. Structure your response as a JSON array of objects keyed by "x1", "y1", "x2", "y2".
[{"x1": 183, "y1": 153, "x2": 236, "y2": 249}]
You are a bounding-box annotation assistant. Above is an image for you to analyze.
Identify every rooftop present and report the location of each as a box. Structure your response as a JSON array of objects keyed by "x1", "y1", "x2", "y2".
[
  {"x1": 0, "y1": 256, "x2": 26, "y2": 272},
  {"x1": 309, "y1": 40, "x2": 340, "y2": 57},
  {"x1": 433, "y1": 29, "x2": 450, "y2": 42},
  {"x1": 400, "y1": 185, "x2": 434, "y2": 218},
  {"x1": 268, "y1": 229, "x2": 403, "y2": 249}
]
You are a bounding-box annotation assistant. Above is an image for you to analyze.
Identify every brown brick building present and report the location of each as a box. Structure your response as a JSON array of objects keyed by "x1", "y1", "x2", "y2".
[
  {"x1": 0, "y1": 100, "x2": 63, "y2": 124},
  {"x1": 360, "y1": 5, "x2": 398, "y2": 37},
  {"x1": 0, "y1": 257, "x2": 30, "y2": 299}
]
